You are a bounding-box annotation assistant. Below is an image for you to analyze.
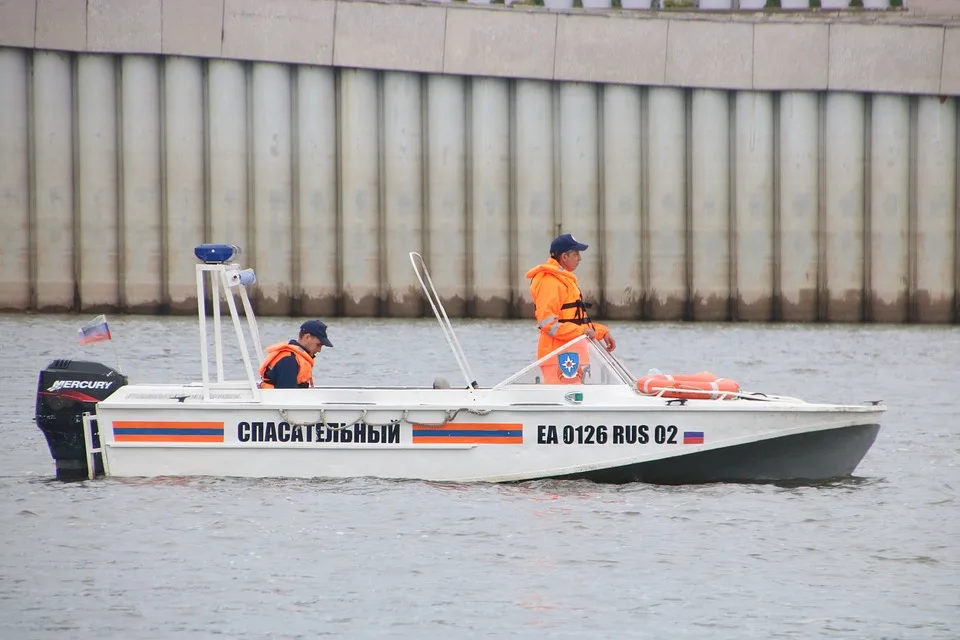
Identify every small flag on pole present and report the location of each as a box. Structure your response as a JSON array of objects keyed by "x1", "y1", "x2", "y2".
[{"x1": 78, "y1": 314, "x2": 112, "y2": 345}]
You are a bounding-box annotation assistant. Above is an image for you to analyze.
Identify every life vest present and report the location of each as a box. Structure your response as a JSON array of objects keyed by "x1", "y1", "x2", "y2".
[
  {"x1": 258, "y1": 342, "x2": 314, "y2": 389},
  {"x1": 525, "y1": 258, "x2": 609, "y2": 360}
]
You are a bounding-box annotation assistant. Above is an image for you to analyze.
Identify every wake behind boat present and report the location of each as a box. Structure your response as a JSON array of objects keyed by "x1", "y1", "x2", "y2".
[{"x1": 34, "y1": 245, "x2": 885, "y2": 484}]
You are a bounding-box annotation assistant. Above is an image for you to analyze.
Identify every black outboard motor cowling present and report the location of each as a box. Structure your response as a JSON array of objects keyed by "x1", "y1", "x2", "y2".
[{"x1": 35, "y1": 360, "x2": 128, "y2": 480}]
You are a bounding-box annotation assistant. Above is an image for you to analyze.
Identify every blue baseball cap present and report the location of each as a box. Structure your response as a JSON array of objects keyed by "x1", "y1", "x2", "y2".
[
  {"x1": 550, "y1": 233, "x2": 589, "y2": 256},
  {"x1": 300, "y1": 320, "x2": 333, "y2": 347}
]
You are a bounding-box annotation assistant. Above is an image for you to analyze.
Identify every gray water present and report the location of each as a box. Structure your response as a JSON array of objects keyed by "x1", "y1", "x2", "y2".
[{"x1": 1, "y1": 313, "x2": 958, "y2": 639}]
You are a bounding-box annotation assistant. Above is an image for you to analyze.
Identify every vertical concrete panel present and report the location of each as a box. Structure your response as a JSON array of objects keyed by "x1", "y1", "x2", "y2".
[
  {"x1": 0, "y1": 49, "x2": 30, "y2": 309},
  {"x1": 251, "y1": 63, "x2": 292, "y2": 314},
  {"x1": 600, "y1": 84, "x2": 642, "y2": 319},
  {"x1": 77, "y1": 55, "x2": 119, "y2": 310},
  {"x1": 778, "y1": 92, "x2": 819, "y2": 321},
  {"x1": 33, "y1": 52, "x2": 75, "y2": 311},
  {"x1": 691, "y1": 89, "x2": 729, "y2": 321},
  {"x1": 339, "y1": 69, "x2": 380, "y2": 316},
  {"x1": 914, "y1": 97, "x2": 956, "y2": 323},
  {"x1": 514, "y1": 79, "x2": 554, "y2": 315},
  {"x1": 734, "y1": 92, "x2": 774, "y2": 321},
  {"x1": 164, "y1": 57, "x2": 206, "y2": 310},
  {"x1": 470, "y1": 77, "x2": 511, "y2": 316},
  {"x1": 824, "y1": 92, "x2": 865, "y2": 322},
  {"x1": 646, "y1": 87, "x2": 686, "y2": 320},
  {"x1": 120, "y1": 55, "x2": 163, "y2": 310},
  {"x1": 208, "y1": 60, "x2": 248, "y2": 253},
  {"x1": 296, "y1": 66, "x2": 338, "y2": 317},
  {"x1": 425, "y1": 75, "x2": 467, "y2": 316},
  {"x1": 558, "y1": 82, "x2": 600, "y2": 298},
  {"x1": 382, "y1": 71, "x2": 423, "y2": 317},
  {"x1": 869, "y1": 94, "x2": 910, "y2": 322}
]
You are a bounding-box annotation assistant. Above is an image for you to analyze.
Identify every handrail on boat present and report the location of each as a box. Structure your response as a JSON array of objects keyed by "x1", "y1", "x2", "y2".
[
  {"x1": 278, "y1": 406, "x2": 492, "y2": 430},
  {"x1": 195, "y1": 262, "x2": 263, "y2": 402},
  {"x1": 409, "y1": 252, "x2": 479, "y2": 389},
  {"x1": 587, "y1": 336, "x2": 640, "y2": 386}
]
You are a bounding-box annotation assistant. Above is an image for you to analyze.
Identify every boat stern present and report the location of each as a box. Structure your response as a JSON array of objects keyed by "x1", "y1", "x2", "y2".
[{"x1": 34, "y1": 359, "x2": 127, "y2": 480}]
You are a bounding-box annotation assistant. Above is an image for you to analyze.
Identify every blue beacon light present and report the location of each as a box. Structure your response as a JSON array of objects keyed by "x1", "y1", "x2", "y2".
[{"x1": 194, "y1": 244, "x2": 241, "y2": 264}]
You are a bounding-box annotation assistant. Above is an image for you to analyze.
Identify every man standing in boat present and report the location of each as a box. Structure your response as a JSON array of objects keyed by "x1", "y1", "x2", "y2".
[
  {"x1": 525, "y1": 234, "x2": 616, "y2": 384},
  {"x1": 258, "y1": 320, "x2": 333, "y2": 389}
]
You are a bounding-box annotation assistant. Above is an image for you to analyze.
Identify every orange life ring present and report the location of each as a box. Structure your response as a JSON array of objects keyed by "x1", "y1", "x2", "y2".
[{"x1": 636, "y1": 371, "x2": 740, "y2": 400}]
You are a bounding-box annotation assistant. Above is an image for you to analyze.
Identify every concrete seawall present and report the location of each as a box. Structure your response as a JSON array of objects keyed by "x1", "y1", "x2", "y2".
[
  {"x1": 1, "y1": 0, "x2": 959, "y2": 95},
  {"x1": 1, "y1": 1, "x2": 958, "y2": 322}
]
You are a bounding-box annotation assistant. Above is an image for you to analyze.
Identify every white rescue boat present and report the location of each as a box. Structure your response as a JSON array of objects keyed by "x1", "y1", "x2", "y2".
[{"x1": 34, "y1": 245, "x2": 886, "y2": 485}]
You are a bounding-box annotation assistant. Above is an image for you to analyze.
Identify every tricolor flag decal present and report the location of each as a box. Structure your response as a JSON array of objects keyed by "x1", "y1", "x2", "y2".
[
  {"x1": 683, "y1": 431, "x2": 705, "y2": 445},
  {"x1": 413, "y1": 423, "x2": 523, "y2": 445},
  {"x1": 113, "y1": 421, "x2": 225, "y2": 443}
]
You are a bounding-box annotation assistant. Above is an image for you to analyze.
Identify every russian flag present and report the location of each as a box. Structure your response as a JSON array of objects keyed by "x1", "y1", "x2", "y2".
[
  {"x1": 683, "y1": 431, "x2": 704, "y2": 445},
  {"x1": 78, "y1": 315, "x2": 112, "y2": 345}
]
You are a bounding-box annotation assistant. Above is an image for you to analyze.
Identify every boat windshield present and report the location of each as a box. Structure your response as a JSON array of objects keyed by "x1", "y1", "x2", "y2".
[{"x1": 494, "y1": 335, "x2": 638, "y2": 389}]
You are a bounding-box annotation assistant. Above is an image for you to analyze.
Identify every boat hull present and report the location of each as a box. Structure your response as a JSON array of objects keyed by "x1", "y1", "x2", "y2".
[
  {"x1": 96, "y1": 420, "x2": 881, "y2": 486},
  {"x1": 554, "y1": 423, "x2": 881, "y2": 484},
  {"x1": 89, "y1": 384, "x2": 885, "y2": 485}
]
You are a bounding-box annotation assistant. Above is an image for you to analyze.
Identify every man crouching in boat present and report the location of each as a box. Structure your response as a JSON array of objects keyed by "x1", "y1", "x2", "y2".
[
  {"x1": 258, "y1": 320, "x2": 333, "y2": 389},
  {"x1": 525, "y1": 234, "x2": 616, "y2": 385}
]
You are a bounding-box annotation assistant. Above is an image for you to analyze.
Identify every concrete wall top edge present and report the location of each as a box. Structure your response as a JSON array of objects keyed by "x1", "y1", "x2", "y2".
[
  {"x1": 163, "y1": 0, "x2": 224, "y2": 58},
  {"x1": 87, "y1": 0, "x2": 162, "y2": 54},
  {"x1": 0, "y1": 0, "x2": 37, "y2": 48},
  {"x1": 554, "y1": 13, "x2": 668, "y2": 85},
  {"x1": 828, "y1": 22, "x2": 945, "y2": 95},
  {"x1": 334, "y1": 2, "x2": 445, "y2": 73},
  {"x1": 2, "y1": 0, "x2": 958, "y2": 96},
  {"x1": 942, "y1": 27, "x2": 960, "y2": 95},
  {"x1": 222, "y1": 0, "x2": 336, "y2": 65},
  {"x1": 444, "y1": 7, "x2": 558, "y2": 80},
  {"x1": 369, "y1": 0, "x2": 960, "y2": 27}
]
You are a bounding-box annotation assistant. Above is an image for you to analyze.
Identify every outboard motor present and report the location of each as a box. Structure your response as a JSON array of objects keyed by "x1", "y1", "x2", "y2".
[{"x1": 35, "y1": 360, "x2": 127, "y2": 480}]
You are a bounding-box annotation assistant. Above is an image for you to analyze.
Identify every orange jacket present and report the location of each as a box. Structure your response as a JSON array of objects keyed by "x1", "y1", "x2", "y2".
[
  {"x1": 525, "y1": 258, "x2": 609, "y2": 360},
  {"x1": 258, "y1": 342, "x2": 314, "y2": 389}
]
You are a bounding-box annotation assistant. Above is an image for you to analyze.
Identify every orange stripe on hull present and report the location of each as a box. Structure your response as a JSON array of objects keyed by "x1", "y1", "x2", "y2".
[
  {"x1": 114, "y1": 434, "x2": 224, "y2": 443},
  {"x1": 113, "y1": 421, "x2": 224, "y2": 429},
  {"x1": 412, "y1": 436, "x2": 523, "y2": 445},
  {"x1": 412, "y1": 423, "x2": 522, "y2": 431}
]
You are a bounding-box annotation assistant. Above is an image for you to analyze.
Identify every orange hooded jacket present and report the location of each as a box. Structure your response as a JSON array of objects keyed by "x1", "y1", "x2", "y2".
[{"x1": 525, "y1": 258, "x2": 609, "y2": 383}]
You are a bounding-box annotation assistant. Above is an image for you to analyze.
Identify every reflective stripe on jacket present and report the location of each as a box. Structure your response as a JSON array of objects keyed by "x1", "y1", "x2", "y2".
[
  {"x1": 524, "y1": 258, "x2": 609, "y2": 360},
  {"x1": 258, "y1": 342, "x2": 315, "y2": 389}
]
